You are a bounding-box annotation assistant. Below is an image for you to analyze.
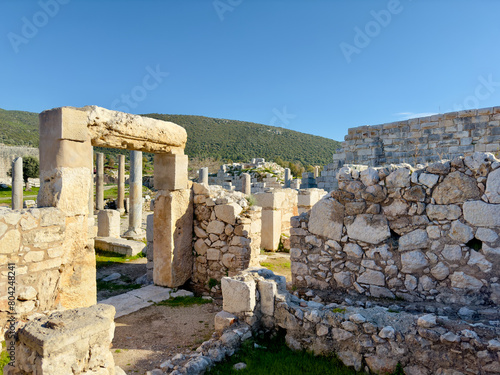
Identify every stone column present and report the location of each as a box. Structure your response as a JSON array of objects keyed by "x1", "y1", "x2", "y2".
[
  {"x1": 95, "y1": 152, "x2": 104, "y2": 211},
  {"x1": 241, "y1": 173, "x2": 251, "y2": 195},
  {"x1": 124, "y1": 151, "x2": 144, "y2": 239},
  {"x1": 117, "y1": 154, "x2": 125, "y2": 214},
  {"x1": 314, "y1": 166, "x2": 320, "y2": 178},
  {"x1": 199, "y1": 167, "x2": 209, "y2": 185},
  {"x1": 284, "y1": 168, "x2": 291, "y2": 188},
  {"x1": 11, "y1": 157, "x2": 23, "y2": 210}
]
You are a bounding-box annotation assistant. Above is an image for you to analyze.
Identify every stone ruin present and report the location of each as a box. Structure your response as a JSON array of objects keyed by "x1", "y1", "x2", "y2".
[{"x1": 2, "y1": 105, "x2": 500, "y2": 374}]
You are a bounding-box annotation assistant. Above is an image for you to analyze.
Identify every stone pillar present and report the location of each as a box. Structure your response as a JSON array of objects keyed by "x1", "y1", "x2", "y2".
[
  {"x1": 117, "y1": 154, "x2": 125, "y2": 214},
  {"x1": 95, "y1": 152, "x2": 104, "y2": 211},
  {"x1": 314, "y1": 166, "x2": 320, "y2": 179},
  {"x1": 153, "y1": 153, "x2": 193, "y2": 287},
  {"x1": 284, "y1": 168, "x2": 291, "y2": 188},
  {"x1": 97, "y1": 209, "x2": 121, "y2": 238},
  {"x1": 254, "y1": 191, "x2": 285, "y2": 251},
  {"x1": 124, "y1": 151, "x2": 144, "y2": 239},
  {"x1": 11, "y1": 157, "x2": 23, "y2": 210},
  {"x1": 199, "y1": 167, "x2": 209, "y2": 185},
  {"x1": 241, "y1": 173, "x2": 251, "y2": 195}
]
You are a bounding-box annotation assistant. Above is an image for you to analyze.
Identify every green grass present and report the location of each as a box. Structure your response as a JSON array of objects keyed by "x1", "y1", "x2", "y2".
[
  {"x1": 332, "y1": 308, "x2": 346, "y2": 314},
  {"x1": 96, "y1": 275, "x2": 142, "y2": 293},
  {"x1": 207, "y1": 332, "x2": 361, "y2": 375},
  {"x1": 154, "y1": 296, "x2": 212, "y2": 307},
  {"x1": 95, "y1": 250, "x2": 145, "y2": 269},
  {"x1": 0, "y1": 186, "x2": 40, "y2": 206},
  {"x1": 0, "y1": 341, "x2": 10, "y2": 375}
]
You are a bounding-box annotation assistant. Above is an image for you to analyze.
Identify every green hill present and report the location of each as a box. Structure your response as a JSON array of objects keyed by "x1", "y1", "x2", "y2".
[{"x1": 0, "y1": 109, "x2": 340, "y2": 165}]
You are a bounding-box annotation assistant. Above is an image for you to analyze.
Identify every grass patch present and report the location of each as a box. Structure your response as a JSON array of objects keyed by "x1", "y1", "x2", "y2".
[
  {"x1": 96, "y1": 275, "x2": 142, "y2": 293},
  {"x1": 154, "y1": 296, "x2": 212, "y2": 307},
  {"x1": 95, "y1": 249, "x2": 145, "y2": 269},
  {"x1": 0, "y1": 341, "x2": 10, "y2": 375},
  {"x1": 332, "y1": 308, "x2": 346, "y2": 314},
  {"x1": 207, "y1": 332, "x2": 361, "y2": 375},
  {"x1": 0, "y1": 186, "x2": 40, "y2": 206}
]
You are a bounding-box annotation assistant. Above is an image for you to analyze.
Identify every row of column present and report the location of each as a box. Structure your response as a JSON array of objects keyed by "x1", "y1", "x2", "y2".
[{"x1": 94, "y1": 151, "x2": 143, "y2": 239}]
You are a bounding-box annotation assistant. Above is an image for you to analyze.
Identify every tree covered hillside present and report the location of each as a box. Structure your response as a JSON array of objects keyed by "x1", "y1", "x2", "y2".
[
  {"x1": 0, "y1": 109, "x2": 341, "y2": 166},
  {"x1": 144, "y1": 114, "x2": 340, "y2": 166}
]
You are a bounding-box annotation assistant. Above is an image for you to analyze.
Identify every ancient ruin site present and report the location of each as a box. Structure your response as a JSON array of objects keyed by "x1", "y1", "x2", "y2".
[{"x1": 1, "y1": 2, "x2": 500, "y2": 375}]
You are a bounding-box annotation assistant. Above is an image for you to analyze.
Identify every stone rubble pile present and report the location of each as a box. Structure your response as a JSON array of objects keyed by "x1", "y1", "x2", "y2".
[{"x1": 290, "y1": 152, "x2": 500, "y2": 306}]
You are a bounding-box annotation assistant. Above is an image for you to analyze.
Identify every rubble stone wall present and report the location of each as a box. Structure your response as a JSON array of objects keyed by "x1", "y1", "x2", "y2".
[
  {"x1": 192, "y1": 183, "x2": 262, "y2": 289},
  {"x1": 290, "y1": 152, "x2": 500, "y2": 306},
  {"x1": 333, "y1": 107, "x2": 500, "y2": 168},
  {"x1": 0, "y1": 207, "x2": 95, "y2": 327},
  {"x1": 221, "y1": 269, "x2": 500, "y2": 375}
]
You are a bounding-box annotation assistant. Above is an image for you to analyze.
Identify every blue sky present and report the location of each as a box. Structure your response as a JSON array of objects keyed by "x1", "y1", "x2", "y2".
[{"x1": 1, "y1": 0, "x2": 500, "y2": 142}]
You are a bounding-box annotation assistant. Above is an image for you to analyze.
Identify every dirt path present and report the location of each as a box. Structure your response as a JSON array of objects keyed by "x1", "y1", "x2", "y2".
[{"x1": 112, "y1": 302, "x2": 221, "y2": 374}]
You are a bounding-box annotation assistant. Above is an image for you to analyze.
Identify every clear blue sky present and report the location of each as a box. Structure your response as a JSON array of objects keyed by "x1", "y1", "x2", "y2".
[{"x1": 1, "y1": 0, "x2": 500, "y2": 142}]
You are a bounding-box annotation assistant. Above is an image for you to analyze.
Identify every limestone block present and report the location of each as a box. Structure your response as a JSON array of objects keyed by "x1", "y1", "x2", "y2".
[
  {"x1": 346, "y1": 214, "x2": 390, "y2": 245},
  {"x1": 206, "y1": 220, "x2": 225, "y2": 234},
  {"x1": 0, "y1": 229, "x2": 21, "y2": 254},
  {"x1": 485, "y1": 168, "x2": 500, "y2": 203},
  {"x1": 94, "y1": 237, "x2": 145, "y2": 256},
  {"x1": 432, "y1": 171, "x2": 480, "y2": 204},
  {"x1": 463, "y1": 201, "x2": 500, "y2": 227},
  {"x1": 258, "y1": 279, "x2": 277, "y2": 316},
  {"x1": 153, "y1": 188, "x2": 193, "y2": 287},
  {"x1": 401, "y1": 250, "x2": 428, "y2": 273},
  {"x1": 206, "y1": 248, "x2": 221, "y2": 261},
  {"x1": 308, "y1": 198, "x2": 344, "y2": 241},
  {"x1": 419, "y1": 173, "x2": 439, "y2": 188},
  {"x1": 399, "y1": 229, "x2": 428, "y2": 250},
  {"x1": 430, "y1": 262, "x2": 450, "y2": 280},
  {"x1": 343, "y1": 243, "x2": 363, "y2": 258},
  {"x1": 40, "y1": 207, "x2": 66, "y2": 227},
  {"x1": 334, "y1": 271, "x2": 352, "y2": 288},
  {"x1": 97, "y1": 209, "x2": 121, "y2": 238},
  {"x1": 385, "y1": 168, "x2": 411, "y2": 188},
  {"x1": 467, "y1": 250, "x2": 492, "y2": 272},
  {"x1": 426, "y1": 204, "x2": 461, "y2": 221},
  {"x1": 85, "y1": 106, "x2": 187, "y2": 152},
  {"x1": 360, "y1": 168, "x2": 379, "y2": 186},
  {"x1": 357, "y1": 269, "x2": 385, "y2": 286},
  {"x1": 448, "y1": 220, "x2": 474, "y2": 243},
  {"x1": 154, "y1": 154, "x2": 189, "y2": 191},
  {"x1": 442, "y1": 244, "x2": 462, "y2": 261},
  {"x1": 261, "y1": 209, "x2": 282, "y2": 251},
  {"x1": 221, "y1": 276, "x2": 256, "y2": 313},
  {"x1": 450, "y1": 271, "x2": 483, "y2": 291},
  {"x1": 475, "y1": 228, "x2": 498, "y2": 243},
  {"x1": 382, "y1": 199, "x2": 409, "y2": 217},
  {"x1": 214, "y1": 203, "x2": 243, "y2": 225},
  {"x1": 214, "y1": 311, "x2": 237, "y2": 331},
  {"x1": 146, "y1": 213, "x2": 154, "y2": 242},
  {"x1": 39, "y1": 106, "x2": 90, "y2": 142}
]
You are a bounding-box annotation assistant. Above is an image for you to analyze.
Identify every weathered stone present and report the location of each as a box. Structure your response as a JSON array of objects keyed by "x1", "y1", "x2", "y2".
[
  {"x1": 346, "y1": 214, "x2": 390, "y2": 245},
  {"x1": 463, "y1": 201, "x2": 500, "y2": 227},
  {"x1": 343, "y1": 243, "x2": 363, "y2": 258},
  {"x1": 97, "y1": 209, "x2": 121, "y2": 238},
  {"x1": 485, "y1": 167, "x2": 500, "y2": 203},
  {"x1": 418, "y1": 314, "x2": 437, "y2": 328},
  {"x1": 467, "y1": 250, "x2": 492, "y2": 272},
  {"x1": 448, "y1": 221, "x2": 474, "y2": 243},
  {"x1": 365, "y1": 355, "x2": 398, "y2": 375},
  {"x1": 221, "y1": 276, "x2": 256, "y2": 313},
  {"x1": 345, "y1": 201, "x2": 366, "y2": 216},
  {"x1": 206, "y1": 220, "x2": 225, "y2": 234},
  {"x1": 258, "y1": 279, "x2": 276, "y2": 316},
  {"x1": 206, "y1": 248, "x2": 221, "y2": 261},
  {"x1": 386, "y1": 168, "x2": 411, "y2": 188},
  {"x1": 308, "y1": 198, "x2": 344, "y2": 241},
  {"x1": 215, "y1": 203, "x2": 243, "y2": 225},
  {"x1": 442, "y1": 244, "x2": 462, "y2": 261},
  {"x1": 382, "y1": 199, "x2": 409, "y2": 217},
  {"x1": 331, "y1": 328, "x2": 354, "y2": 341},
  {"x1": 430, "y1": 262, "x2": 449, "y2": 281},
  {"x1": 334, "y1": 271, "x2": 352, "y2": 288},
  {"x1": 401, "y1": 250, "x2": 428, "y2": 273},
  {"x1": 475, "y1": 228, "x2": 498, "y2": 243},
  {"x1": 403, "y1": 186, "x2": 426, "y2": 202},
  {"x1": 370, "y1": 286, "x2": 395, "y2": 298},
  {"x1": 357, "y1": 269, "x2": 385, "y2": 286},
  {"x1": 419, "y1": 173, "x2": 439, "y2": 188},
  {"x1": 214, "y1": 311, "x2": 237, "y2": 331},
  {"x1": 450, "y1": 272, "x2": 483, "y2": 291},
  {"x1": 399, "y1": 229, "x2": 428, "y2": 250},
  {"x1": 426, "y1": 161, "x2": 450, "y2": 175},
  {"x1": 432, "y1": 171, "x2": 480, "y2": 204},
  {"x1": 0, "y1": 229, "x2": 21, "y2": 254},
  {"x1": 337, "y1": 350, "x2": 362, "y2": 372},
  {"x1": 426, "y1": 205, "x2": 461, "y2": 221},
  {"x1": 361, "y1": 184, "x2": 387, "y2": 203},
  {"x1": 360, "y1": 168, "x2": 379, "y2": 186}
]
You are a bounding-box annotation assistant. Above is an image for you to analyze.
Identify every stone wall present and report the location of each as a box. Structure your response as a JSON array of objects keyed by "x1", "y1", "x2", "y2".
[
  {"x1": 192, "y1": 183, "x2": 262, "y2": 290},
  {"x1": 0, "y1": 145, "x2": 39, "y2": 180},
  {"x1": 0, "y1": 207, "x2": 96, "y2": 327},
  {"x1": 333, "y1": 107, "x2": 500, "y2": 168},
  {"x1": 4, "y1": 304, "x2": 119, "y2": 375},
  {"x1": 220, "y1": 269, "x2": 500, "y2": 375},
  {"x1": 290, "y1": 152, "x2": 500, "y2": 306}
]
